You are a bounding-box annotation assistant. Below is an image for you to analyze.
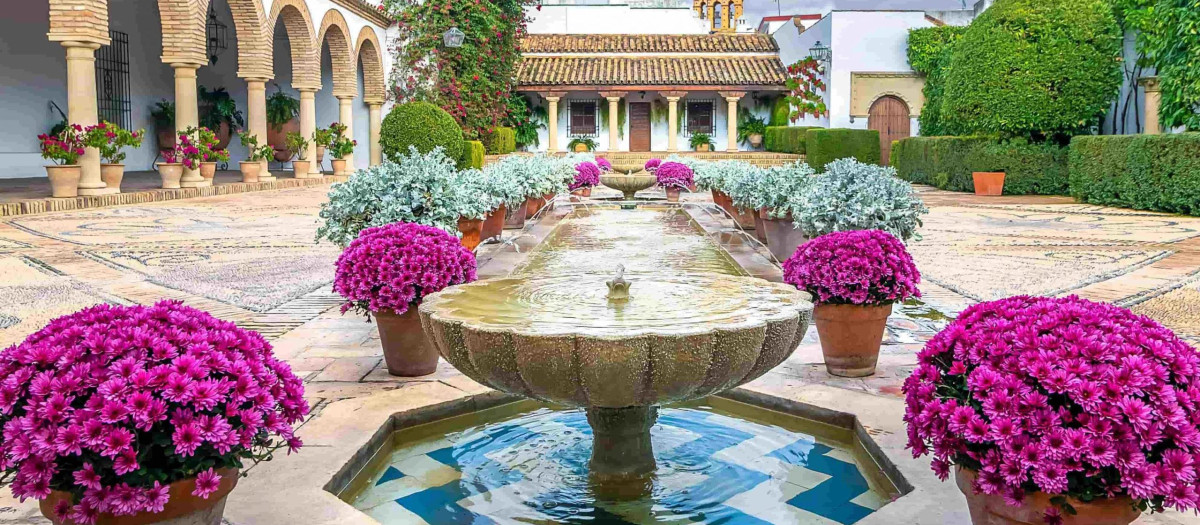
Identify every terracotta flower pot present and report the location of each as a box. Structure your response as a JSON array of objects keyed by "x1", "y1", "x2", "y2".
[
  {"x1": 711, "y1": 189, "x2": 732, "y2": 213},
  {"x1": 46, "y1": 165, "x2": 81, "y2": 198},
  {"x1": 758, "y1": 210, "x2": 809, "y2": 262},
  {"x1": 526, "y1": 195, "x2": 546, "y2": 219},
  {"x1": 41, "y1": 467, "x2": 239, "y2": 525},
  {"x1": 665, "y1": 187, "x2": 681, "y2": 203},
  {"x1": 696, "y1": 144, "x2": 711, "y2": 152},
  {"x1": 571, "y1": 187, "x2": 592, "y2": 199},
  {"x1": 482, "y1": 203, "x2": 506, "y2": 240},
  {"x1": 100, "y1": 164, "x2": 125, "y2": 193},
  {"x1": 239, "y1": 161, "x2": 261, "y2": 183},
  {"x1": 316, "y1": 145, "x2": 326, "y2": 166},
  {"x1": 374, "y1": 308, "x2": 439, "y2": 376},
  {"x1": 291, "y1": 160, "x2": 311, "y2": 178},
  {"x1": 573, "y1": 143, "x2": 589, "y2": 153},
  {"x1": 330, "y1": 159, "x2": 348, "y2": 176},
  {"x1": 748, "y1": 133, "x2": 763, "y2": 148},
  {"x1": 199, "y1": 162, "x2": 217, "y2": 180},
  {"x1": 956, "y1": 469, "x2": 1139, "y2": 525},
  {"x1": 504, "y1": 201, "x2": 528, "y2": 229},
  {"x1": 973, "y1": 172, "x2": 1005, "y2": 196},
  {"x1": 457, "y1": 216, "x2": 484, "y2": 252},
  {"x1": 157, "y1": 163, "x2": 183, "y2": 189},
  {"x1": 753, "y1": 208, "x2": 768, "y2": 243},
  {"x1": 687, "y1": 183, "x2": 698, "y2": 192},
  {"x1": 732, "y1": 206, "x2": 757, "y2": 230},
  {"x1": 542, "y1": 192, "x2": 556, "y2": 211},
  {"x1": 155, "y1": 125, "x2": 176, "y2": 153},
  {"x1": 267, "y1": 119, "x2": 299, "y2": 163},
  {"x1": 814, "y1": 303, "x2": 893, "y2": 377}
]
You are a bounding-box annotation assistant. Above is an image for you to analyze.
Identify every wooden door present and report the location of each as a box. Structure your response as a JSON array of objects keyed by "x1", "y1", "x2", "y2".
[
  {"x1": 629, "y1": 102, "x2": 651, "y2": 152},
  {"x1": 868, "y1": 96, "x2": 910, "y2": 165}
]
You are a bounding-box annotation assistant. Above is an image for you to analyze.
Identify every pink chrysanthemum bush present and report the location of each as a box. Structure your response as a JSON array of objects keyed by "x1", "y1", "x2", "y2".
[
  {"x1": 783, "y1": 230, "x2": 921, "y2": 306},
  {"x1": 570, "y1": 161, "x2": 601, "y2": 191},
  {"x1": 0, "y1": 301, "x2": 308, "y2": 524},
  {"x1": 903, "y1": 295, "x2": 1200, "y2": 521},
  {"x1": 333, "y1": 222, "x2": 477, "y2": 316},
  {"x1": 655, "y1": 161, "x2": 694, "y2": 189},
  {"x1": 595, "y1": 157, "x2": 612, "y2": 173},
  {"x1": 644, "y1": 158, "x2": 661, "y2": 173}
]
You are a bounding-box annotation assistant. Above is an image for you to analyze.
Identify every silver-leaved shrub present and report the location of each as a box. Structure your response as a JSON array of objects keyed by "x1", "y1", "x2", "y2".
[{"x1": 789, "y1": 158, "x2": 928, "y2": 241}]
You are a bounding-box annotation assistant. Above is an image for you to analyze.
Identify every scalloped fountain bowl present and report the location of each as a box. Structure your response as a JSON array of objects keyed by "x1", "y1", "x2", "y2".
[{"x1": 601, "y1": 165, "x2": 657, "y2": 200}]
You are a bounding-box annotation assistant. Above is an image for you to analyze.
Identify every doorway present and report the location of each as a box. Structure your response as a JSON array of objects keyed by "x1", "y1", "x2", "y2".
[
  {"x1": 867, "y1": 95, "x2": 910, "y2": 165},
  {"x1": 629, "y1": 102, "x2": 651, "y2": 152}
]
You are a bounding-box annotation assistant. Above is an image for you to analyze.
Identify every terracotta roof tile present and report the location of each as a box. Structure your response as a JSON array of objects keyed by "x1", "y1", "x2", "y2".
[
  {"x1": 521, "y1": 33, "x2": 779, "y2": 54},
  {"x1": 516, "y1": 56, "x2": 788, "y2": 87}
]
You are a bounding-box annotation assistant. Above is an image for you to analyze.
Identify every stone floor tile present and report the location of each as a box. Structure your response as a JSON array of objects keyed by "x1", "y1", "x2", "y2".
[{"x1": 310, "y1": 357, "x2": 381, "y2": 382}]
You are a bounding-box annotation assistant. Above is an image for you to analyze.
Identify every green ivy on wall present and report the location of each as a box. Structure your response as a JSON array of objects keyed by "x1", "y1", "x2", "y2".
[
  {"x1": 1112, "y1": 0, "x2": 1200, "y2": 131},
  {"x1": 906, "y1": 26, "x2": 967, "y2": 136}
]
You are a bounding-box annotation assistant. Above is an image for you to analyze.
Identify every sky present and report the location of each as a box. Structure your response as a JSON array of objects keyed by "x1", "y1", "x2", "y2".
[{"x1": 742, "y1": 0, "x2": 970, "y2": 23}]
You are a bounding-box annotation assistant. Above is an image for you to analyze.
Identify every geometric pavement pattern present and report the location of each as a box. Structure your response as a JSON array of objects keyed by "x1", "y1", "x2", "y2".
[{"x1": 353, "y1": 408, "x2": 889, "y2": 525}]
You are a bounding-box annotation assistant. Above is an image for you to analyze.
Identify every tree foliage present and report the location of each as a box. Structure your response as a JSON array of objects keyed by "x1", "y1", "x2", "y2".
[
  {"x1": 384, "y1": 0, "x2": 529, "y2": 139},
  {"x1": 906, "y1": 26, "x2": 967, "y2": 136},
  {"x1": 1112, "y1": 0, "x2": 1200, "y2": 131},
  {"x1": 940, "y1": 0, "x2": 1123, "y2": 142}
]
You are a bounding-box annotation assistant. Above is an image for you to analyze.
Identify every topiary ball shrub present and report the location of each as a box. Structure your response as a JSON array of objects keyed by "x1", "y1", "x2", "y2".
[
  {"x1": 381, "y1": 102, "x2": 464, "y2": 162},
  {"x1": 940, "y1": 0, "x2": 1122, "y2": 140}
]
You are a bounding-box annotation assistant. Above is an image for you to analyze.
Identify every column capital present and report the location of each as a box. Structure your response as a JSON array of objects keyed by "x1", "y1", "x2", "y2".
[
  {"x1": 605, "y1": 96, "x2": 623, "y2": 103},
  {"x1": 1139, "y1": 76, "x2": 1160, "y2": 93},
  {"x1": 242, "y1": 77, "x2": 272, "y2": 85},
  {"x1": 364, "y1": 99, "x2": 386, "y2": 107},
  {"x1": 170, "y1": 63, "x2": 200, "y2": 74},
  {"x1": 293, "y1": 83, "x2": 322, "y2": 92},
  {"x1": 665, "y1": 96, "x2": 681, "y2": 103},
  {"x1": 335, "y1": 94, "x2": 356, "y2": 102},
  {"x1": 297, "y1": 87, "x2": 320, "y2": 94},
  {"x1": 661, "y1": 90, "x2": 688, "y2": 98},
  {"x1": 598, "y1": 91, "x2": 626, "y2": 100},
  {"x1": 546, "y1": 96, "x2": 561, "y2": 103},
  {"x1": 59, "y1": 41, "x2": 102, "y2": 51},
  {"x1": 718, "y1": 91, "x2": 746, "y2": 100},
  {"x1": 541, "y1": 91, "x2": 568, "y2": 100}
]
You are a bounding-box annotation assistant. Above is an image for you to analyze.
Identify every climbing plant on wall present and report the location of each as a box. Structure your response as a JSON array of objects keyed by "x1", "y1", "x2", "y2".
[
  {"x1": 783, "y1": 57, "x2": 827, "y2": 121},
  {"x1": 1111, "y1": 0, "x2": 1200, "y2": 131},
  {"x1": 906, "y1": 26, "x2": 967, "y2": 136},
  {"x1": 383, "y1": 0, "x2": 531, "y2": 140}
]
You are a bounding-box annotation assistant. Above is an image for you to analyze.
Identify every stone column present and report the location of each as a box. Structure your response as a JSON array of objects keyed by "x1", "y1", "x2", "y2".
[
  {"x1": 720, "y1": 91, "x2": 745, "y2": 152},
  {"x1": 64, "y1": 42, "x2": 114, "y2": 195},
  {"x1": 174, "y1": 64, "x2": 210, "y2": 188},
  {"x1": 245, "y1": 79, "x2": 270, "y2": 178},
  {"x1": 603, "y1": 94, "x2": 621, "y2": 152},
  {"x1": 546, "y1": 96, "x2": 561, "y2": 153},
  {"x1": 666, "y1": 96, "x2": 681, "y2": 152},
  {"x1": 1141, "y1": 77, "x2": 1161, "y2": 135},
  {"x1": 297, "y1": 89, "x2": 317, "y2": 178},
  {"x1": 336, "y1": 95, "x2": 355, "y2": 169},
  {"x1": 368, "y1": 103, "x2": 383, "y2": 166}
]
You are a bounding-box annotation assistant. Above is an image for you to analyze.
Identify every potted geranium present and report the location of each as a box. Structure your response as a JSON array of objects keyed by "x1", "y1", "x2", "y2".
[
  {"x1": 327, "y1": 122, "x2": 354, "y2": 176},
  {"x1": 655, "y1": 161, "x2": 694, "y2": 203},
  {"x1": 334, "y1": 222, "x2": 477, "y2": 376},
  {"x1": 38, "y1": 125, "x2": 86, "y2": 198},
  {"x1": 156, "y1": 148, "x2": 184, "y2": 189},
  {"x1": 690, "y1": 133, "x2": 715, "y2": 152},
  {"x1": 286, "y1": 132, "x2": 311, "y2": 178},
  {"x1": 82, "y1": 121, "x2": 143, "y2": 193},
  {"x1": 903, "y1": 295, "x2": 1200, "y2": 525},
  {"x1": 783, "y1": 229, "x2": 920, "y2": 377},
  {"x1": 236, "y1": 131, "x2": 273, "y2": 183},
  {"x1": 190, "y1": 127, "x2": 227, "y2": 180},
  {"x1": 1, "y1": 300, "x2": 307, "y2": 525},
  {"x1": 570, "y1": 161, "x2": 600, "y2": 198},
  {"x1": 171, "y1": 129, "x2": 205, "y2": 188}
]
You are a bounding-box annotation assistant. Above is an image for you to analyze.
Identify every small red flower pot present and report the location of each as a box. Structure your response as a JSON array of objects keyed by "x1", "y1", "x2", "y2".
[
  {"x1": 482, "y1": 203, "x2": 506, "y2": 240},
  {"x1": 504, "y1": 201, "x2": 528, "y2": 229},
  {"x1": 665, "y1": 187, "x2": 681, "y2": 203}
]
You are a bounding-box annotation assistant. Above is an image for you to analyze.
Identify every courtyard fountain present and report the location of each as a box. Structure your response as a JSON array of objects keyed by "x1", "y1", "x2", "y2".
[{"x1": 600, "y1": 164, "x2": 657, "y2": 200}]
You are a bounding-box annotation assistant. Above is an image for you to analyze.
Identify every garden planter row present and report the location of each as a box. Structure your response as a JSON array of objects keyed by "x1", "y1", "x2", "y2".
[
  {"x1": 757, "y1": 209, "x2": 809, "y2": 263},
  {"x1": 710, "y1": 189, "x2": 756, "y2": 230},
  {"x1": 47, "y1": 164, "x2": 129, "y2": 198}
]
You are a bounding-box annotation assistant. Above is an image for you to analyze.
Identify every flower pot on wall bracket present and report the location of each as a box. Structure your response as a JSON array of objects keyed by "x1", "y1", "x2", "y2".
[
  {"x1": 972, "y1": 172, "x2": 1005, "y2": 196},
  {"x1": 46, "y1": 165, "x2": 81, "y2": 198},
  {"x1": 40, "y1": 468, "x2": 239, "y2": 525},
  {"x1": 100, "y1": 164, "x2": 125, "y2": 193},
  {"x1": 814, "y1": 303, "x2": 892, "y2": 377},
  {"x1": 374, "y1": 308, "x2": 439, "y2": 376},
  {"x1": 955, "y1": 469, "x2": 1139, "y2": 525}
]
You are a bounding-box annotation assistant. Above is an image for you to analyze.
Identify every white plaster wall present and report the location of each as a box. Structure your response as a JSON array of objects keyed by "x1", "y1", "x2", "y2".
[
  {"x1": 526, "y1": 5, "x2": 708, "y2": 34},
  {"x1": 773, "y1": 14, "x2": 831, "y2": 128},
  {"x1": 0, "y1": 5, "x2": 74, "y2": 179},
  {"x1": 1103, "y1": 30, "x2": 1151, "y2": 135}
]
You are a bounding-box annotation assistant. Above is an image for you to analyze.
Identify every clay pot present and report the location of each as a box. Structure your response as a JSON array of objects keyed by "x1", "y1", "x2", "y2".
[
  {"x1": 956, "y1": 469, "x2": 1139, "y2": 525},
  {"x1": 291, "y1": 160, "x2": 311, "y2": 178},
  {"x1": 267, "y1": 119, "x2": 299, "y2": 163},
  {"x1": 574, "y1": 143, "x2": 589, "y2": 153},
  {"x1": 457, "y1": 216, "x2": 484, "y2": 252},
  {"x1": 100, "y1": 164, "x2": 124, "y2": 192},
  {"x1": 696, "y1": 143, "x2": 711, "y2": 152},
  {"x1": 732, "y1": 206, "x2": 756, "y2": 230},
  {"x1": 46, "y1": 165, "x2": 81, "y2": 198},
  {"x1": 759, "y1": 210, "x2": 809, "y2": 262},
  {"x1": 199, "y1": 162, "x2": 217, "y2": 180},
  {"x1": 526, "y1": 195, "x2": 546, "y2": 219},
  {"x1": 571, "y1": 187, "x2": 593, "y2": 199},
  {"x1": 665, "y1": 187, "x2": 681, "y2": 203},
  {"x1": 482, "y1": 203, "x2": 506, "y2": 240},
  {"x1": 316, "y1": 145, "x2": 326, "y2": 166},
  {"x1": 711, "y1": 189, "x2": 732, "y2": 212},
  {"x1": 374, "y1": 308, "x2": 439, "y2": 376},
  {"x1": 542, "y1": 192, "x2": 556, "y2": 211},
  {"x1": 330, "y1": 159, "x2": 348, "y2": 176},
  {"x1": 753, "y1": 208, "x2": 768, "y2": 243},
  {"x1": 748, "y1": 133, "x2": 763, "y2": 148},
  {"x1": 814, "y1": 303, "x2": 892, "y2": 377},
  {"x1": 157, "y1": 163, "x2": 183, "y2": 189},
  {"x1": 504, "y1": 201, "x2": 528, "y2": 229},
  {"x1": 973, "y1": 172, "x2": 1005, "y2": 196},
  {"x1": 213, "y1": 121, "x2": 232, "y2": 151},
  {"x1": 239, "y1": 161, "x2": 261, "y2": 183},
  {"x1": 41, "y1": 468, "x2": 238, "y2": 525},
  {"x1": 156, "y1": 125, "x2": 176, "y2": 153}
]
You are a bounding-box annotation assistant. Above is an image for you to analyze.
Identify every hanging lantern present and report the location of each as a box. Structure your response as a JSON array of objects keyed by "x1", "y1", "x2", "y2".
[
  {"x1": 206, "y1": 4, "x2": 228, "y2": 65},
  {"x1": 809, "y1": 40, "x2": 831, "y2": 65},
  {"x1": 443, "y1": 27, "x2": 466, "y2": 48}
]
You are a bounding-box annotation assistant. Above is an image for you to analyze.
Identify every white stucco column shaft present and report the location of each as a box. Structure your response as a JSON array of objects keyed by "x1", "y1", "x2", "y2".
[
  {"x1": 246, "y1": 79, "x2": 270, "y2": 177},
  {"x1": 720, "y1": 92, "x2": 745, "y2": 153},
  {"x1": 1141, "y1": 77, "x2": 1162, "y2": 135},
  {"x1": 337, "y1": 95, "x2": 355, "y2": 169},
  {"x1": 174, "y1": 64, "x2": 210, "y2": 188},
  {"x1": 65, "y1": 42, "x2": 114, "y2": 195},
  {"x1": 606, "y1": 96, "x2": 621, "y2": 152},
  {"x1": 546, "y1": 96, "x2": 560, "y2": 153},
  {"x1": 298, "y1": 89, "x2": 317, "y2": 178},
  {"x1": 368, "y1": 103, "x2": 383, "y2": 166},
  {"x1": 666, "y1": 96, "x2": 681, "y2": 153}
]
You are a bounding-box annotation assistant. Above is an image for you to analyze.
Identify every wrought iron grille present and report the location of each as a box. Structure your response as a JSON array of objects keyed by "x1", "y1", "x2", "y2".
[
  {"x1": 684, "y1": 101, "x2": 714, "y2": 135},
  {"x1": 96, "y1": 30, "x2": 131, "y2": 129},
  {"x1": 568, "y1": 100, "x2": 599, "y2": 137}
]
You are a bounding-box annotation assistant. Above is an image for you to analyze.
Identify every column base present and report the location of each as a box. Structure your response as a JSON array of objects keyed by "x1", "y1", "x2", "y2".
[
  {"x1": 258, "y1": 175, "x2": 277, "y2": 182},
  {"x1": 587, "y1": 406, "x2": 657, "y2": 501},
  {"x1": 726, "y1": 148, "x2": 739, "y2": 153},
  {"x1": 179, "y1": 179, "x2": 212, "y2": 189},
  {"x1": 78, "y1": 187, "x2": 119, "y2": 196}
]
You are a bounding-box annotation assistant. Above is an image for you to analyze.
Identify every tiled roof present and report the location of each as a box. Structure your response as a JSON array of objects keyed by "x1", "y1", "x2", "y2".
[
  {"x1": 521, "y1": 33, "x2": 779, "y2": 54},
  {"x1": 516, "y1": 56, "x2": 788, "y2": 87}
]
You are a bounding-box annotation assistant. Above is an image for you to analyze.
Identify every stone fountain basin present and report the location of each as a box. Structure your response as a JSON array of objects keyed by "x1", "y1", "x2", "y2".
[
  {"x1": 600, "y1": 173, "x2": 657, "y2": 199},
  {"x1": 419, "y1": 273, "x2": 813, "y2": 409}
]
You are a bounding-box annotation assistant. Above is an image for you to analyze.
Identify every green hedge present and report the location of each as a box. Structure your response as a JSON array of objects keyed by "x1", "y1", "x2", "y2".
[
  {"x1": 764, "y1": 126, "x2": 818, "y2": 155},
  {"x1": 805, "y1": 128, "x2": 881, "y2": 171},
  {"x1": 1069, "y1": 133, "x2": 1200, "y2": 214},
  {"x1": 906, "y1": 26, "x2": 967, "y2": 136},
  {"x1": 482, "y1": 127, "x2": 516, "y2": 154},
  {"x1": 891, "y1": 136, "x2": 1069, "y2": 195},
  {"x1": 380, "y1": 101, "x2": 463, "y2": 162},
  {"x1": 770, "y1": 97, "x2": 791, "y2": 126},
  {"x1": 455, "y1": 140, "x2": 485, "y2": 170}
]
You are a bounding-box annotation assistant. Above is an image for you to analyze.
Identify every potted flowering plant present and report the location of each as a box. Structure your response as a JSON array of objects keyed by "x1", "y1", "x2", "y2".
[
  {"x1": 567, "y1": 137, "x2": 597, "y2": 153},
  {"x1": 156, "y1": 148, "x2": 184, "y2": 189},
  {"x1": 178, "y1": 127, "x2": 223, "y2": 180},
  {"x1": 655, "y1": 161, "x2": 694, "y2": 203},
  {"x1": 784, "y1": 229, "x2": 920, "y2": 377},
  {"x1": 334, "y1": 222, "x2": 477, "y2": 376},
  {"x1": 313, "y1": 126, "x2": 334, "y2": 170},
  {"x1": 596, "y1": 157, "x2": 613, "y2": 173},
  {"x1": 82, "y1": 121, "x2": 143, "y2": 193},
  {"x1": 38, "y1": 125, "x2": 86, "y2": 198},
  {"x1": 327, "y1": 122, "x2": 355, "y2": 175},
  {"x1": 644, "y1": 158, "x2": 661, "y2": 174},
  {"x1": 570, "y1": 161, "x2": 601, "y2": 198},
  {"x1": 236, "y1": 131, "x2": 273, "y2": 183},
  {"x1": 285, "y1": 132, "x2": 311, "y2": 178},
  {"x1": 1, "y1": 300, "x2": 307, "y2": 525},
  {"x1": 903, "y1": 296, "x2": 1200, "y2": 525}
]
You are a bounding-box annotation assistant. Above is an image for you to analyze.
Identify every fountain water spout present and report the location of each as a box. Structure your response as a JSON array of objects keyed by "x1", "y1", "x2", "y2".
[{"x1": 605, "y1": 265, "x2": 631, "y2": 301}]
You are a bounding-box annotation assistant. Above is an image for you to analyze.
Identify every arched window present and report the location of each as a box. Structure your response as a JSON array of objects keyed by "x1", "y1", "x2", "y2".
[
  {"x1": 698, "y1": 1, "x2": 707, "y2": 19},
  {"x1": 714, "y1": 3, "x2": 724, "y2": 29}
]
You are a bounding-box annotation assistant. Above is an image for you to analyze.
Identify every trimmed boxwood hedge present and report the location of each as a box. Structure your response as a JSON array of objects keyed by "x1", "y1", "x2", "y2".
[
  {"x1": 482, "y1": 127, "x2": 516, "y2": 154},
  {"x1": 457, "y1": 140, "x2": 486, "y2": 170},
  {"x1": 764, "y1": 126, "x2": 818, "y2": 155},
  {"x1": 891, "y1": 136, "x2": 1069, "y2": 195},
  {"x1": 1069, "y1": 133, "x2": 1200, "y2": 215},
  {"x1": 805, "y1": 128, "x2": 881, "y2": 171},
  {"x1": 380, "y1": 101, "x2": 463, "y2": 162},
  {"x1": 770, "y1": 97, "x2": 791, "y2": 126}
]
